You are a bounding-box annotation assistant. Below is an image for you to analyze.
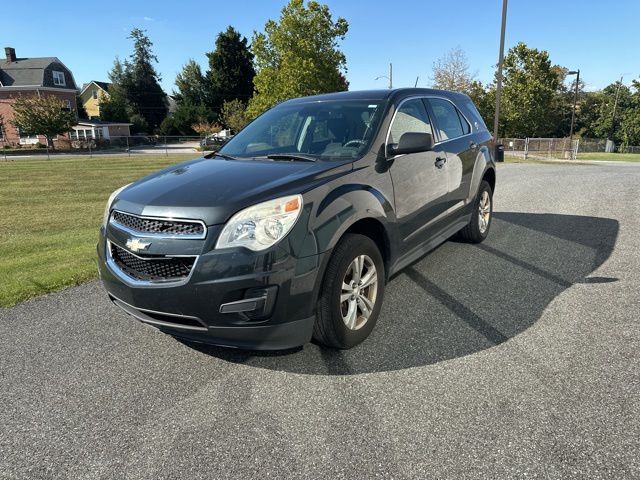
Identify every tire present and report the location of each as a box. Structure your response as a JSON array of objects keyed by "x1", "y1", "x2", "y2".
[
  {"x1": 313, "y1": 233, "x2": 385, "y2": 349},
  {"x1": 458, "y1": 180, "x2": 493, "y2": 243}
]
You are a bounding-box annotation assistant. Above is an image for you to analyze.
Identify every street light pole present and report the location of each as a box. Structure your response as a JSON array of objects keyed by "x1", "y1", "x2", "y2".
[
  {"x1": 493, "y1": 0, "x2": 508, "y2": 142},
  {"x1": 567, "y1": 69, "x2": 580, "y2": 143},
  {"x1": 375, "y1": 63, "x2": 393, "y2": 89}
]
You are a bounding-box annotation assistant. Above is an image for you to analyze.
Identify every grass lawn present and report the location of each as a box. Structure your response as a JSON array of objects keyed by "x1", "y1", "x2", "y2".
[
  {"x1": 0, "y1": 154, "x2": 197, "y2": 308},
  {"x1": 577, "y1": 152, "x2": 640, "y2": 162}
]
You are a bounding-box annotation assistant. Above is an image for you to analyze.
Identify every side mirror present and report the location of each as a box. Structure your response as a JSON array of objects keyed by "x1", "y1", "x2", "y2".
[{"x1": 387, "y1": 132, "x2": 433, "y2": 157}]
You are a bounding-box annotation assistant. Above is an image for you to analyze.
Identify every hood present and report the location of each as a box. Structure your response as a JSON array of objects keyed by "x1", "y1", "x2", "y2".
[{"x1": 112, "y1": 156, "x2": 351, "y2": 225}]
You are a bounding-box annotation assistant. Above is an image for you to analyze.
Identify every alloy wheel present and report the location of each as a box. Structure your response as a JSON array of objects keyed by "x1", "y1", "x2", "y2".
[
  {"x1": 340, "y1": 254, "x2": 378, "y2": 330},
  {"x1": 478, "y1": 190, "x2": 491, "y2": 234}
]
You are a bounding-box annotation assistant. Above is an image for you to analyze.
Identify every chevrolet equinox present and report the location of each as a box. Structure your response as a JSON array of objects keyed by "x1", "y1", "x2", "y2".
[{"x1": 97, "y1": 88, "x2": 496, "y2": 350}]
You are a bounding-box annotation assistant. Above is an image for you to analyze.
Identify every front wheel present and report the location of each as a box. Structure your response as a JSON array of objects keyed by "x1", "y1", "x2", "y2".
[
  {"x1": 313, "y1": 234, "x2": 385, "y2": 349},
  {"x1": 458, "y1": 180, "x2": 493, "y2": 243}
]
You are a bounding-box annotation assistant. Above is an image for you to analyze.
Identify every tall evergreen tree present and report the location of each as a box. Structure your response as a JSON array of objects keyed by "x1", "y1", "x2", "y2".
[
  {"x1": 175, "y1": 59, "x2": 207, "y2": 106},
  {"x1": 121, "y1": 28, "x2": 167, "y2": 130},
  {"x1": 205, "y1": 26, "x2": 255, "y2": 115}
]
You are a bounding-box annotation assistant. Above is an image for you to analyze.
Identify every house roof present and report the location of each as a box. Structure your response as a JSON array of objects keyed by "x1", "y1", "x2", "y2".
[
  {"x1": 0, "y1": 56, "x2": 77, "y2": 89},
  {"x1": 80, "y1": 80, "x2": 111, "y2": 95}
]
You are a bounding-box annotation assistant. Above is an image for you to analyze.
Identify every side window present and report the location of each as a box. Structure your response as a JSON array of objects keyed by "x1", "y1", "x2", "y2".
[
  {"x1": 463, "y1": 99, "x2": 487, "y2": 131},
  {"x1": 428, "y1": 98, "x2": 464, "y2": 140},
  {"x1": 457, "y1": 110, "x2": 471, "y2": 135},
  {"x1": 388, "y1": 98, "x2": 432, "y2": 145}
]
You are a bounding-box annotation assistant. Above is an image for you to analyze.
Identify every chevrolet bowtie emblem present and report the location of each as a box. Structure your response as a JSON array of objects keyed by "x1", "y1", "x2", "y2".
[{"x1": 125, "y1": 238, "x2": 151, "y2": 253}]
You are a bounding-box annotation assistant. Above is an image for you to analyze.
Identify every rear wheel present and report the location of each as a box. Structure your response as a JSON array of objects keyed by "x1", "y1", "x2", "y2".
[
  {"x1": 313, "y1": 234, "x2": 385, "y2": 349},
  {"x1": 458, "y1": 180, "x2": 493, "y2": 243}
]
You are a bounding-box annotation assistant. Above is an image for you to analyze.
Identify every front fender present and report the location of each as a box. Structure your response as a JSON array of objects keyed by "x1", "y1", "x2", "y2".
[
  {"x1": 467, "y1": 146, "x2": 495, "y2": 202},
  {"x1": 289, "y1": 183, "x2": 395, "y2": 259}
]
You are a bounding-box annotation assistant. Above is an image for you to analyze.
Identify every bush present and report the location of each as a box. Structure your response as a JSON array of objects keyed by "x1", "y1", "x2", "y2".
[{"x1": 34, "y1": 142, "x2": 46, "y2": 149}]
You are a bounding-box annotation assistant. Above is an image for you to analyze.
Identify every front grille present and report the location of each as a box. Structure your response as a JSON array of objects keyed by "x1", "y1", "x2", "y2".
[
  {"x1": 110, "y1": 242, "x2": 196, "y2": 282},
  {"x1": 111, "y1": 210, "x2": 205, "y2": 237}
]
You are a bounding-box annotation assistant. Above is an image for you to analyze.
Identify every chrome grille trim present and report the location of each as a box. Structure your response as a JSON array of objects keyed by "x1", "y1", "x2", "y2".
[
  {"x1": 109, "y1": 210, "x2": 207, "y2": 239},
  {"x1": 106, "y1": 240, "x2": 199, "y2": 287}
]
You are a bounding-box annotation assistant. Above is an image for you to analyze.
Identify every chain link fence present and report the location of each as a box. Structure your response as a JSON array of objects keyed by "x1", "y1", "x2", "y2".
[
  {"x1": 500, "y1": 137, "x2": 579, "y2": 160},
  {"x1": 1, "y1": 135, "x2": 224, "y2": 160}
]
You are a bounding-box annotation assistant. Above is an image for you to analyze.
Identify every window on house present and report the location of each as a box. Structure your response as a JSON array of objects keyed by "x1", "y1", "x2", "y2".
[
  {"x1": 53, "y1": 71, "x2": 66, "y2": 86},
  {"x1": 17, "y1": 128, "x2": 38, "y2": 144},
  {"x1": 63, "y1": 99, "x2": 71, "y2": 110},
  {"x1": 70, "y1": 130, "x2": 78, "y2": 140},
  {"x1": 92, "y1": 90, "x2": 98, "y2": 100}
]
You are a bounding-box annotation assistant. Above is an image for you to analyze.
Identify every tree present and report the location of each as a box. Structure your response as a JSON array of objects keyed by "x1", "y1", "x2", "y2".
[
  {"x1": 191, "y1": 121, "x2": 222, "y2": 136},
  {"x1": 205, "y1": 26, "x2": 256, "y2": 115},
  {"x1": 11, "y1": 95, "x2": 76, "y2": 148},
  {"x1": 220, "y1": 98, "x2": 249, "y2": 133},
  {"x1": 160, "y1": 101, "x2": 210, "y2": 136},
  {"x1": 247, "y1": 0, "x2": 349, "y2": 118},
  {"x1": 120, "y1": 28, "x2": 167, "y2": 130},
  {"x1": 76, "y1": 95, "x2": 89, "y2": 119},
  {"x1": 499, "y1": 43, "x2": 561, "y2": 137},
  {"x1": 431, "y1": 47, "x2": 475, "y2": 93},
  {"x1": 175, "y1": 59, "x2": 207, "y2": 106}
]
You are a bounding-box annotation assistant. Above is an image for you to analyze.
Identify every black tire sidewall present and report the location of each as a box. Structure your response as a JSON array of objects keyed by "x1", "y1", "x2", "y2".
[{"x1": 322, "y1": 235, "x2": 385, "y2": 348}]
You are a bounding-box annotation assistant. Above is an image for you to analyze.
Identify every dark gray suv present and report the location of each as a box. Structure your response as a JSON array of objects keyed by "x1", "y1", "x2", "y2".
[{"x1": 97, "y1": 88, "x2": 495, "y2": 350}]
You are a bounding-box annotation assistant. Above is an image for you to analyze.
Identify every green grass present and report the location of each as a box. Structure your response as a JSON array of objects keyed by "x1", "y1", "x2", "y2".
[
  {"x1": 577, "y1": 152, "x2": 640, "y2": 162},
  {"x1": 0, "y1": 154, "x2": 197, "y2": 308}
]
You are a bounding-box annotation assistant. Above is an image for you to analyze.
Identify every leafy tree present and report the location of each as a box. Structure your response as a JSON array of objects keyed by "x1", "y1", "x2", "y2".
[
  {"x1": 175, "y1": 59, "x2": 207, "y2": 106},
  {"x1": 247, "y1": 0, "x2": 349, "y2": 118},
  {"x1": 11, "y1": 95, "x2": 76, "y2": 148},
  {"x1": 191, "y1": 121, "x2": 222, "y2": 136},
  {"x1": 499, "y1": 43, "x2": 561, "y2": 137},
  {"x1": 160, "y1": 101, "x2": 210, "y2": 136},
  {"x1": 120, "y1": 29, "x2": 167, "y2": 130},
  {"x1": 205, "y1": 26, "x2": 256, "y2": 115},
  {"x1": 129, "y1": 113, "x2": 149, "y2": 134},
  {"x1": 220, "y1": 98, "x2": 249, "y2": 133},
  {"x1": 431, "y1": 47, "x2": 475, "y2": 93},
  {"x1": 619, "y1": 79, "x2": 640, "y2": 146}
]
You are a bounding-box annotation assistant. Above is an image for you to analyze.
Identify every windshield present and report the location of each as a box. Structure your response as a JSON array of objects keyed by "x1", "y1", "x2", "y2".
[{"x1": 220, "y1": 99, "x2": 386, "y2": 160}]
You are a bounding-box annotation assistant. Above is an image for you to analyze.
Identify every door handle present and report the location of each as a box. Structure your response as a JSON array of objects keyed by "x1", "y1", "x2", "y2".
[{"x1": 435, "y1": 157, "x2": 447, "y2": 169}]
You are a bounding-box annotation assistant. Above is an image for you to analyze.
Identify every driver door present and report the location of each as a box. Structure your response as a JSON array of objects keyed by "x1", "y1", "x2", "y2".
[{"x1": 388, "y1": 98, "x2": 449, "y2": 251}]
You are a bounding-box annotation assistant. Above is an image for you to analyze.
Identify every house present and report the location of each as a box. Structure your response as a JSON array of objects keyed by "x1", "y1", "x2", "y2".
[
  {"x1": 0, "y1": 47, "x2": 78, "y2": 146},
  {"x1": 70, "y1": 119, "x2": 131, "y2": 141},
  {"x1": 79, "y1": 81, "x2": 110, "y2": 119}
]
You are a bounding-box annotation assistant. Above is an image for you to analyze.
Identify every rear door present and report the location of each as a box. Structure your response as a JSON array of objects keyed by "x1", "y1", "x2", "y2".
[
  {"x1": 425, "y1": 97, "x2": 475, "y2": 208},
  {"x1": 387, "y1": 97, "x2": 449, "y2": 252}
]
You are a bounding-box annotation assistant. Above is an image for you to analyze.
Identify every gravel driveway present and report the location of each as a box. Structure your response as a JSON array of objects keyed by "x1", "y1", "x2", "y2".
[{"x1": 1, "y1": 163, "x2": 638, "y2": 479}]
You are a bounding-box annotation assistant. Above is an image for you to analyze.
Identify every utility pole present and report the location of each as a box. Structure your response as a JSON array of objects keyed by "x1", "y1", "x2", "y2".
[
  {"x1": 568, "y1": 69, "x2": 580, "y2": 143},
  {"x1": 389, "y1": 63, "x2": 393, "y2": 89},
  {"x1": 493, "y1": 0, "x2": 508, "y2": 142},
  {"x1": 610, "y1": 75, "x2": 623, "y2": 140}
]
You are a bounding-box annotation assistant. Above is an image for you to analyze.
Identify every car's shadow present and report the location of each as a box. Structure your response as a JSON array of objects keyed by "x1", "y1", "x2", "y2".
[{"x1": 182, "y1": 213, "x2": 619, "y2": 375}]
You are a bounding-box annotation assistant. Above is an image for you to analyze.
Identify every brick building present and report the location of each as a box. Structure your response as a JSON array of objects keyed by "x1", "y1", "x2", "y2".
[{"x1": 0, "y1": 47, "x2": 78, "y2": 146}]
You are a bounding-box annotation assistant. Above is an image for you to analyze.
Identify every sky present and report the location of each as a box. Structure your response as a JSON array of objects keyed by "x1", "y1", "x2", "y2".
[{"x1": 2, "y1": 0, "x2": 639, "y2": 94}]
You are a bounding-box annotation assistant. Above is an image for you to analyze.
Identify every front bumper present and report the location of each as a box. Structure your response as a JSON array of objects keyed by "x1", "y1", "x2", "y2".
[{"x1": 97, "y1": 224, "x2": 327, "y2": 350}]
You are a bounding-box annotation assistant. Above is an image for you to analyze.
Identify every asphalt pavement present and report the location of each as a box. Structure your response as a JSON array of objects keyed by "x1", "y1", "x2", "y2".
[{"x1": 1, "y1": 163, "x2": 639, "y2": 479}]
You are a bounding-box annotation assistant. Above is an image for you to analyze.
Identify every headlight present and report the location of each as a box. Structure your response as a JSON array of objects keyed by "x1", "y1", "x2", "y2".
[
  {"x1": 215, "y1": 195, "x2": 303, "y2": 251},
  {"x1": 102, "y1": 183, "x2": 131, "y2": 228}
]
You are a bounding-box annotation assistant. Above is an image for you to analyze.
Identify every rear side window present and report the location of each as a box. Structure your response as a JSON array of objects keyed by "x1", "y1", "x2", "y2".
[
  {"x1": 428, "y1": 98, "x2": 466, "y2": 140},
  {"x1": 462, "y1": 99, "x2": 488, "y2": 131},
  {"x1": 388, "y1": 99, "x2": 432, "y2": 144}
]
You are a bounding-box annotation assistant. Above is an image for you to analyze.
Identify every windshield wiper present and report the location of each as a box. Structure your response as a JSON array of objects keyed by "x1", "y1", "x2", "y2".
[
  {"x1": 204, "y1": 151, "x2": 238, "y2": 160},
  {"x1": 266, "y1": 153, "x2": 317, "y2": 162}
]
